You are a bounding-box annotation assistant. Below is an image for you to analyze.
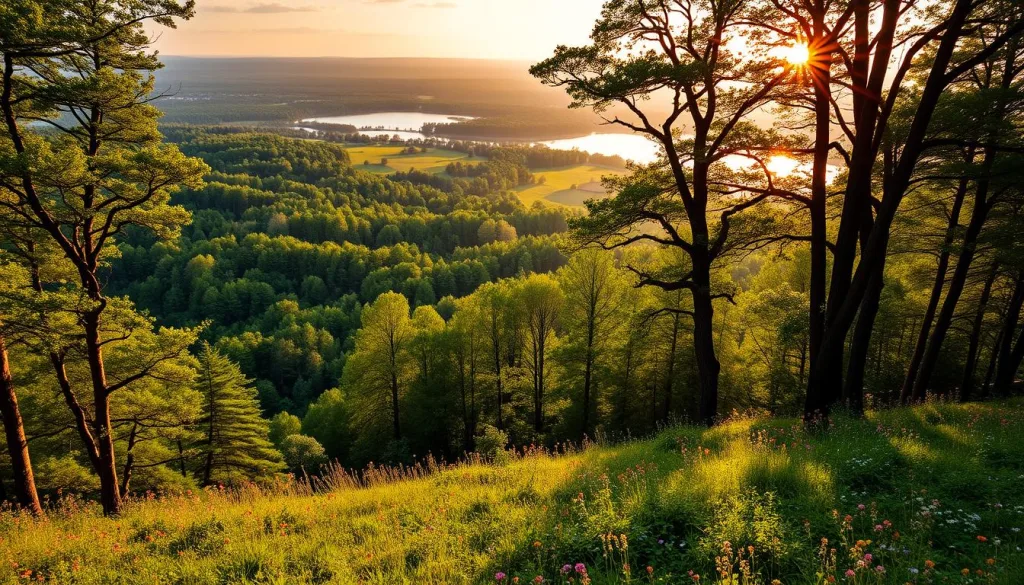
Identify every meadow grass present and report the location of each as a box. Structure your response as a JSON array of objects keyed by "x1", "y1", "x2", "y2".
[
  {"x1": 2, "y1": 400, "x2": 1022, "y2": 584},
  {"x1": 342, "y1": 146, "x2": 471, "y2": 175},
  {"x1": 516, "y1": 165, "x2": 628, "y2": 207}
]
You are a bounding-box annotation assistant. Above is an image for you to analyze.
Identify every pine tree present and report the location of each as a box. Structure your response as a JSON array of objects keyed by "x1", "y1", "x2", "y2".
[{"x1": 194, "y1": 344, "x2": 283, "y2": 486}]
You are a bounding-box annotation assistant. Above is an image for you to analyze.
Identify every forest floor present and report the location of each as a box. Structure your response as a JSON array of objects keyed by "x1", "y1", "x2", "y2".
[{"x1": 2, "y1": 400, "x2": 1023, "y2": 584}]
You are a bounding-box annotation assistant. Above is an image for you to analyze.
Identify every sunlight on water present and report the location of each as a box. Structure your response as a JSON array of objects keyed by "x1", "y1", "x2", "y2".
[
  {"x1": 540, "y1": 133, "x2": 661, "y2": 165},
  {"x1": 301, "y1": 112, "x2": 475, "y2": 134}
]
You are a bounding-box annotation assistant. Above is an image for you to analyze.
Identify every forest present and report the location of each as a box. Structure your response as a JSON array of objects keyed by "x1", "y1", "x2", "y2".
[{"x1": 1, "y1": 0, "x2": 1024, "y2": 582}]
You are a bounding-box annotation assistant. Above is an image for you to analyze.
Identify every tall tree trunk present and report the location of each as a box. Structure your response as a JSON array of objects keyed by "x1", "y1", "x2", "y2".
[
  {"x1": 82, "y1": 310, "x2": 122, "y2": 516},
  {"x1": 493, "y1": 326, "x2": 503, "y2": 431},
  {"x1": 807, "y1": 0, "x2": 976, "y2": 418},
  {"x1": 0, "y1": 335, "x2": 42, "y2": 515},
  {"x1": 910, "y1": 144, "x2": 1002, "y2": 401},
  {"x1": 807, "y1": 0, "x2": 832, "y2": 404},
  {"x1": 692, "y1": 266, "x2": 720, "y2": 427},
  {"x1": 663, "y1": 312, "x2": 680, "y2": 420},
  {"x1": 535, "y1": 324, "x2": 546, "y2": 433},
  {"x1": 121, "y1": 422, "x2": 139, "y2": 496},
  {"x1": 900, "y1": 172, "x2": 971, "y2": 399},
  {"x1": 994, "y1": 276, "x2": 1024, "y2": 395},
  {"x1": 960, "y1": 262, "x2": 999, "y2": 402},
  {"x1": 390, "y1": 368, "x2": 401, "y2": 440},
  {"x1": 980, "y1": 330, "x2": 1003, "y2": 398},
  {"x1": 844, "y1": 263, "x2": 884, "y2": 415},
  {"x1": 581, "y1": 321, "x2": 595, "y2": 436}
]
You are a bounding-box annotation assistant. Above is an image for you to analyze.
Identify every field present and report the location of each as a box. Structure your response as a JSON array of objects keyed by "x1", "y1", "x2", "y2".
[
  {"x1": 343, "y1": 146, "x2": 472, "y2": 175},
  {"x1": 341, "y1": 147, "x2": 628, "y2": 208},
  {"x1": 517, "y1": 165, "x2": 628, "y2": 207},
  {"x1": 3, "y1": 400, "x2": 1023, "y2": 584}
]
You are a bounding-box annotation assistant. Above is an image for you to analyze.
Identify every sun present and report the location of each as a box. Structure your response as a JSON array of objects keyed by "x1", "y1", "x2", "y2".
[
  {"x1": 766, "y1": 155, "x2": 800, "y2": 177},
  {"x1": 782, "y1": 42, "x2": 811, "y2": 66}
]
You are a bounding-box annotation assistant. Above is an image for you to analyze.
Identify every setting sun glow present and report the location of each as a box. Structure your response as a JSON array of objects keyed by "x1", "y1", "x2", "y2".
[{"x1": 782, "y1": 42, "x2": 811, "y2": 65}]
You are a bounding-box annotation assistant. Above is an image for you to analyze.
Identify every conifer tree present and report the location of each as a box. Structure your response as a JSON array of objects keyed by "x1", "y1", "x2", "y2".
[{"x1": 194, "y1": 344, "x2": 283, "y2": 486}]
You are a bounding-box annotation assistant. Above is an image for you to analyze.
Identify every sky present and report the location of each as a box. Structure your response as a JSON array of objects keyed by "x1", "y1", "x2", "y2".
[{"x1": 152, "y1": 0, "x2": 606, "y2": 60}]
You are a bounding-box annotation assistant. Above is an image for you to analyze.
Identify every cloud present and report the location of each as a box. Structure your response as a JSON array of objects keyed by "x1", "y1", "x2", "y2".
[{"x1": 207, "y1": 3, "x2": 317, "y2": 13}]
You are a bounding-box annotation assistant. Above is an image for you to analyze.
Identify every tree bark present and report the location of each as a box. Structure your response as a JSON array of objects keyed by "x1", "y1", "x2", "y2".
[
  {"x1": 900, "y1": 172, "x2": 971, "y2": 400},
  {"x1": 663, "y1": 312, "x2": 680, "y2": 420},
  {"x1": 960, "y1": 262, "x2": 999, "y2": 402},
  {"x1": 994, "y1": 276, "x2": 1024, "y2": 395},
  {"x1": 844, "y1": 263, "x2": 883, "y2": 415},
  {"x1": 0, "y1": 335, "x2": 42, "y2": 515}
]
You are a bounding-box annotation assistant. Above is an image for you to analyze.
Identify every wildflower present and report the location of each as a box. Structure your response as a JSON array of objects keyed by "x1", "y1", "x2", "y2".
[
  {"x1": 925, "y1": 560, "x2": 935, "y2": 569},
  {"x1": 908, "y1": 568, "x2": 919, "y2": 575},
  {"x1": 978, "y1": 535, "x2": 988, "y2": 542},
  {"x1": 874, "y1": 524, "x2": 883, "y2": 532},
  {"x1": 495, "y1": 572, "x2": 506, "y2": 581},
  {"x1": 646, "y1": 566, "x2": 653, "y2": 575},
  {"x1": 575, "y1": 563, "x2": 587, "y2": 574},
  {"x1": 845, "y1": 569, "x2": 856, "y2": 577},
  {"x1": 561, "y1": 565, "x2": 572, "y2": 575},
  {"x1": 533, "y1": 541, "x2": 542, "y2": 549},
  {"x1": 961, "y1": 568, "x2": 970, "y2": 576},
  {"x1": 858, "y1": 504, "x2": 866, "y2": 511},
  {"x1": 874, "y1": 565, "x2": 885, "y2": 573},
  {"x1": 864, "y1": 554, "x2": 872, "y2": 562},
  {"x1": 533, "y1": 577, "x2": 544, "y2": 584},
  {"x1": 986, "y1": 558, "x2": 995, "y2": 566}
]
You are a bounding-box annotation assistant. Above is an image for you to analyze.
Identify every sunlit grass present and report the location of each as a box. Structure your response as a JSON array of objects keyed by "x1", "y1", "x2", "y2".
[
  {"x1": 2, "y1": 400, "x2": 1023, "y2": 584},
  {"x1": 343, "y1": 145, "x2": 471, "y2": 175},
  {"x1": 516, "y1": 165, "x2": 628, "y2": 207}
]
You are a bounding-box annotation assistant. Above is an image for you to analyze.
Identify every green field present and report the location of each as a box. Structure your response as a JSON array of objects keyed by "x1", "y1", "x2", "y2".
[
  {"x1": 4, "y1": 400, "x2": 1022, "y2": 584},
  {"x1": 342, "y1": 146, "x2": 627, "y2": 208},
  {"x1": 344, "y1": 145, "x2": 473, "y2": 175},
  {"x1": 518, "y1": 165, "x2": 628, "y2": 207}
]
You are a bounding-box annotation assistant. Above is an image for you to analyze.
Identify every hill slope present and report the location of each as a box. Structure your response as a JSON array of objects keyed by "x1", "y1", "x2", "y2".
[{"x1": 3, "y1": 401, "x2": 1022, "y2": 584}]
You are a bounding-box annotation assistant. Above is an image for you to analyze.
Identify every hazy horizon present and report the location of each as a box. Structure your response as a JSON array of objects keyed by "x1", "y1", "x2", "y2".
[{"x1": 150, "y1": 0, "x2": 606, "y2": 60}]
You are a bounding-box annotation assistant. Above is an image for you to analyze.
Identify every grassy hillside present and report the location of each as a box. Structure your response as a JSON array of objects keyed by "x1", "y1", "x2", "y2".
[{"x1": 3, "y1": 401, "x2": 1022, "y2": 584}]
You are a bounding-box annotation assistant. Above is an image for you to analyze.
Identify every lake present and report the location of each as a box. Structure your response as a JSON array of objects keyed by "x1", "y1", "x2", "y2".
[
  {"x1": 300, "y1": 112, "x2": 663, "y2": 163},
  {"x1": 300, "y1": 112, "x2": 476, "y2": 139},
  {"x1": 540, "y1": 133, "x2": 661, "y2": 165}
]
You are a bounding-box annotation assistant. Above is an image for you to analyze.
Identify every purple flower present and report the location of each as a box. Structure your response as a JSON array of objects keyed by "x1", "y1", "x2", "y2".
[
  {"x1": 495, "y1": 572, "x2": 506, "y2": 581},
  {"x1": 575, "y1": 563, "x2": 587, "y2": 574},
  {"x1": 561, "y1": 565, "x2": 572, "y2": 575}
]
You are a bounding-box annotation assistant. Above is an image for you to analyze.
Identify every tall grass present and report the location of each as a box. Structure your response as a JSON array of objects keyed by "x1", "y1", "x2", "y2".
[{"x1": 2, "y1": 400, "x2": 1022, "y2": 584}]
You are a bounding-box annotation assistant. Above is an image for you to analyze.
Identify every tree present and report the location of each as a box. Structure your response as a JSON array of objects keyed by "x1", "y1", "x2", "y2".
[
  {"x1": 269, "y1": 412, "x2": 302, "y2": 447},
  {"x1": 476, "y1": 282, "x2": 512, "y2": 430},
  {"x1": 343, "y1": 292, "x2": 414, "y2": 440},
  {"x1": 532, "y1": 0, "x2": 800, "y2": 426},
  {"x1": 557, "y1": 250, "x2": 627, "y2": 435},
  {"x1": 0, "y1": 262, "x2": 42, "y2": 514},
  {"x1": 302, "y1": 388, "x2": 351, "y2": 461},
  {"x1": 280, "y1": 434, "x2": 327, "y2": 474},
  {"x1": 799, "y1": 0, "x2": 1024, "y2": 416},
  {"x1": 0, "y1": 0, "x2": 207, "y2": 514},
  {"x1": 515, "y1": 273, "x2": 562, "y2": 433},
  {"x1": 194, "y1": 344, "x2": 283, "y2": 486}
]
